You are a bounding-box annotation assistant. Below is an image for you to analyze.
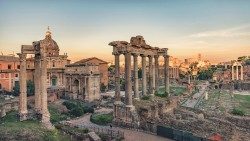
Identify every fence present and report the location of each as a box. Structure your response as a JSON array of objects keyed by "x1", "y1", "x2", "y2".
[{"x1": 157, "y1": 125, "x2": 207, "y2": 141}]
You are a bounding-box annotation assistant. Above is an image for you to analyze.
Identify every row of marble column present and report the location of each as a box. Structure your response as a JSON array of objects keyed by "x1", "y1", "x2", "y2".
[
  {"x1": 232, "y1": 65, "x2": 243, "y2": 80},
  {"x1": 114, "y1": 53, "x2": 169, "y2": 107},
  {"x1": 18, "y1": 53, "x2": 50, "y2": 122},
  {"x1": 170, "y1": 67, "x2": 179, "y2": 79}
]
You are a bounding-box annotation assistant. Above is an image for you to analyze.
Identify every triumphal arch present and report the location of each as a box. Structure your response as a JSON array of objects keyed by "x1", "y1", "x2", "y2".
[
  {"x1": 17, "y1": 30, "x2": 54, "y2": 128},
  {"x1": 109, "y1": 35, "x2": 170, "y2": 123}
]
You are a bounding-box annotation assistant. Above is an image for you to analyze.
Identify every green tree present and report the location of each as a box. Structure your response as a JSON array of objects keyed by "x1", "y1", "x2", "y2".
[
  {"x1": 138, "y1": 68, "x2": 142, "y2": 79},
  {"x1": 245, "y1": 59, "x2": 250, "y2": 65},
  {"x1": 197, "y1": 67, "x2": 216, "y2": 80},
  {"x1": 100, "y1": 83, "x2": 107, "y2": 92},
  {"x1": 238, "y1": 56, "x2": 248, "y2": 61},
  {"x1": 12, "y1": 80, "x2": 35, "y2": 96}
]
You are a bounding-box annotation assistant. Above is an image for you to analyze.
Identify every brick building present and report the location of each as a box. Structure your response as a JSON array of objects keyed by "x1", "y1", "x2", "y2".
[{"x1": 0, "y1": 55, "x2": 20, "y2": 92}]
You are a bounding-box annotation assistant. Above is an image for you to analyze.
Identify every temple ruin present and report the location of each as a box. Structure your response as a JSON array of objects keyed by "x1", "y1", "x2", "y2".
[
  {"x1": 17, "y1": 29, "x2": 54, "y2": 128},
  {"x1": 109, "y1": 35, "x2": 170, "y2": 123},
  {"x1": 232, "y1": 61, "x2": 244, "y2": 81}
]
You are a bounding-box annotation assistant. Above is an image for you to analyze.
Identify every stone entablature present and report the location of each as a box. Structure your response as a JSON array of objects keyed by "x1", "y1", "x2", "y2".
[{"x1": 65, "y1": 64, "x2": 99, "y2": 75}]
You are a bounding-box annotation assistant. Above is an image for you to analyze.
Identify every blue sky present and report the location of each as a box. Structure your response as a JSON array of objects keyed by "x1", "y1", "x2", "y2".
[{"x1": 1, "y1": 0, "x2": 250, "y2": 63}]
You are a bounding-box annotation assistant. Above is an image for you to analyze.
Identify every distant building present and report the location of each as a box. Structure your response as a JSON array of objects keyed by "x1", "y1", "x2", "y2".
[
  {"x1": 0, "y1": 55, "x2": 20, "y2": 92},
  {"x1": 65, "y1": 60, "x2": 100, "y2": 101},
  {"x1": 72, "y1": 57, "x2": 109, "y2": 88},
  {"x1": 24, "y1": 30, "x2": 71, "y2": 88}
]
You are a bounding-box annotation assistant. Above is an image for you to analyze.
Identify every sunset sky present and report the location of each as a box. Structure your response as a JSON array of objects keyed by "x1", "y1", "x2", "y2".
[{"x1": 0, "y1": 0, "x2": 250, "y2": 63}]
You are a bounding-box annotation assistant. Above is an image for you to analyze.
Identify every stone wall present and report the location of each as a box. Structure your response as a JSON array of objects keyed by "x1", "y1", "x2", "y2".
[
  {"x1": 221, "y1": 81, "x2": 250, "y2": 90},
  {"x1": 0, "y1": 99, "x2": 18, "y2": 118}
]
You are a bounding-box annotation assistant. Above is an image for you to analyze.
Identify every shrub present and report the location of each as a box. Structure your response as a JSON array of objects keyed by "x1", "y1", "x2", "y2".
[
  {"x1": 63, "y1": 101, "x2": 77, "y2": 110},
  {"x1": 155, "y1": 91, "x2": 168, "y2": 98},
  {"x1": 141, "y1": 95, "x2": 150, "y2": 100},
  {"x1": 84, "y1": 107, "x2": 94, "y2": 113},
  {"x1": 231, "y1": 108, "x2": 245, "y2": 116},
  {"x1": 70, "y1": 107, "x2": 84, "y2": 117},
  {"x1": 90, "y1": 113, "x2": 113, "y2": 125}
]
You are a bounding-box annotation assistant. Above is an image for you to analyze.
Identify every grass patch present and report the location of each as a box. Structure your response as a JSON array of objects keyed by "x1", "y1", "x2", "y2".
[
  {"x1": 158, "y1": 86, "x2": 187, "y2": 96},
  {"x1": 155, "y1": 91, "x2": 168, "y2": 98},
  {"x1": 234, "y1": 95, "x2": 250, "y2": 115},
  {"x1": 49, "y1": 106, "x2": 70, "y2": 124},
  {"x1": 90, "y1": 113, "x2": 113, "y2": 126},
  {"x1": 0, "y1": 111, "x2": 71, "y2": 141},
  {"x1": 231, "y1": 108, "x2": 245, "y2": 116}
]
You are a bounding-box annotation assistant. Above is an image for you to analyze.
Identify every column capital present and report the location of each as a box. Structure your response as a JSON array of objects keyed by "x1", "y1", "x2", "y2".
[
  {"x1": 154, "y1": 55, "x2": 159, "y2": 58},
  {"x1": 17, "y1": 53, "x2": 27, "y2": 61},
  {"x1": 112, "y1": 52, "x2": 120, "y2": 56},
  {"x1": 148, "y1": 55, "x2": 154, "y2": 58},
  {"x1": 140, "y1": 54, "x2": 147, "y2": 57},
  {"x1": 163, "y1": 54, "x2": 170, "y2": 58},
  {"x1": 132, "y1": 53, "x2": 139, "y2": 57}
]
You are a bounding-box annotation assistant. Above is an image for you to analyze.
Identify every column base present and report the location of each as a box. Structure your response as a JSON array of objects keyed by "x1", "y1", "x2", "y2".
[
  {"x1": 41, "y1": 111, "x2": 54, "y2": 130},
  {"x1": 19, "y1": 111, "x2": 28, "y2": 121},
  {"x1": 125, "y1": 105, "x2": 135, "y2": 111},
  {"x1": 134, "y1": 97, "x2": 140, "y2": 101}
]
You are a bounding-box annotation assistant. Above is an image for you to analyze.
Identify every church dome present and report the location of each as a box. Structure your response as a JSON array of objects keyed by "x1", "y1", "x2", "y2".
[{"x1": 40, "y1": 27, "x2": 60, "y2": 57}]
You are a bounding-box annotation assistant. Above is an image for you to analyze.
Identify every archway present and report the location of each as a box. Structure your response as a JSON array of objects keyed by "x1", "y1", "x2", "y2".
[
  {"x1": 51, "y1": 75, "x2": 57, "y2": 86},
  {"x1": 72, "y1": 79, "x2": 79, "y2": 94}
]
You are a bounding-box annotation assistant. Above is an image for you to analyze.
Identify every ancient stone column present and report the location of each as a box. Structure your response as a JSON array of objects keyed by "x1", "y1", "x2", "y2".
[
  {"x1": 34, "y1": 54, "x2": 41, "y2": 113},
  {"x1": 69, "y1": 77, "x2": 72, "y2": 92},
  {"x1": 18, "y1": 53, "x2": 28, "y2": 121},
  {"x1": 40, "y1": 54, "x2": 51, "y2": 124},
  {"x1": 241, "y1": 66, "x2": 243, "y2": 80},
  {"x1": 148, "y1": 55, "x2": 154, "y2": 95},
  {"x1": 133, "y1": 54, "x2": 139, "y2": 100},
  {"x1": 164, "y1": 55, "x2": 170, "y2": 95},
  {"x1": 125, "y1": 52, "x2": 132, "y2": 106},
  {"x1": 154, "y1": 55, "x2": 159, "y2": 92},
  {"x1": 232, "y1": 66, "x2": 234, "y2": 80},
  {"x1": 236, "y1": 65, "x2": 239, "y2": 80},
  {"x1": 114, "y1": 53, "x2": 121, "y2": 101},
  {"x1": 152, "y1": 57, "x2": 156, "y2": 92},
  {"x1": 141, "y1": 55, "x2": 147, "y2": 95}
]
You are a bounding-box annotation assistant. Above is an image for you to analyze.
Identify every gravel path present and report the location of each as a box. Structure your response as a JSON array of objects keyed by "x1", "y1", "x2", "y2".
[{"x1": 66, "y1": 111, "x2": 172, "y2": 141}]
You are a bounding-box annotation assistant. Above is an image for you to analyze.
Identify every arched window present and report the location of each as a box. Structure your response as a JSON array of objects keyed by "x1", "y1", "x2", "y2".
[{"x1": 52, "y1": 61, "x2": 55, "y2": 67}]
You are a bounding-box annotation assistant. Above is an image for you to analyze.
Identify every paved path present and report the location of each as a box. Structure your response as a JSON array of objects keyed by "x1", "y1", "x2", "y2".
[
  {"x1": 182, "y1": 82, "x2": 209, "y2": 108},
  {"x1": 66, "y1": 112, "x2": 172, "y2": 141}
]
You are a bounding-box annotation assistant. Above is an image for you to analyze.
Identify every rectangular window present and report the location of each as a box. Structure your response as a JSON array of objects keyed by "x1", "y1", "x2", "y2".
[
  {"x1": 8, "y1": 65, "x2": 11, "y2": 69},
  {"x1": 15, "y1": 74, "x2": 18, "y2": 77},
  {"x1": 17, "y1": 65, "x2": 20, "y2": 69}
]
